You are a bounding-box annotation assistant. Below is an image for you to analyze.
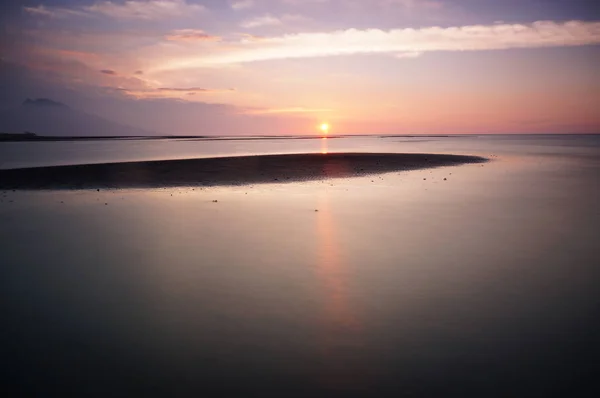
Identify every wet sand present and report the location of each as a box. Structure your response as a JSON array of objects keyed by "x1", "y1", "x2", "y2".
[{"x1": 0, "y1": 152, "x2": 486, "y2": 189}]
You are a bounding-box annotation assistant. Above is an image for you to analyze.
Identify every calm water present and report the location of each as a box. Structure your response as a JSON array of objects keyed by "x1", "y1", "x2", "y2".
[
  {"x1": 2, "y1": 134, "x2": 598, "y2": 170},
  {"x1": 1, "y1": 135, "x2": 599, "y2": 397}
]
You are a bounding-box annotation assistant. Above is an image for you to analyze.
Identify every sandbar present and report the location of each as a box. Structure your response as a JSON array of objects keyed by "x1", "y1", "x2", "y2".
[{"x1": 0, "y1": 153, "x2": 487, "y2": 189}]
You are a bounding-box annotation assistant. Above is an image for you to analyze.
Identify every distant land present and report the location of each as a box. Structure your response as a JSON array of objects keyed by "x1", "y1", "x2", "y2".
[
  {"x1": 0, "y1": 132, "x2": 182, "y2": 142},
  {"x1": 0, "y1": 132, "x2": 345, "y2": 142},
  {"x1": 0, "y1": 98, "x2": 154, "y2": 137},
  {"x1": 0, "y1": 131, "x2": 460, "y2": 142}
]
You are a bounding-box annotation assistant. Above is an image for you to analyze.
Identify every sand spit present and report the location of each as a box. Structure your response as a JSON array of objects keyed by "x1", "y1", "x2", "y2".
[{"x1": 0, "y1": 153, "x2": 487, "y2": 190}]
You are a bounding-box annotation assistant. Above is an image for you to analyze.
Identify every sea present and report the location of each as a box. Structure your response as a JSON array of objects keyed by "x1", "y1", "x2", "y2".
[{"x1": 1, "y1": 134, "x2": 599, "y2": 397}]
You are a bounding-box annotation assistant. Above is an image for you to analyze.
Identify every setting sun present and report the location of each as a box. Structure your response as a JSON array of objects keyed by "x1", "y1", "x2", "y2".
[{"x1": 320, "y1": 123, "x2": 330, "y2": 134}]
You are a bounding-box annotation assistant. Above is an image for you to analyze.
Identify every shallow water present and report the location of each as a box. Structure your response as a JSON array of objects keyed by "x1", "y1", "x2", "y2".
[
  {"x1": 2, "y1": 134, "x2": 598, "y2": 170},
  {"x1": 1, "y1": 135, "x2": 599, "y2": 397}
]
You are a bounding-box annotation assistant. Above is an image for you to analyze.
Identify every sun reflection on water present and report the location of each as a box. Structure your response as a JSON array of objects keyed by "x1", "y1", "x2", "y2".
[
  {"x1": 315, "y1": 194, "x2": 365, "y2": 392},
  {"x1": 321, "y1": 137, "x2": 328, "y2": 154}
]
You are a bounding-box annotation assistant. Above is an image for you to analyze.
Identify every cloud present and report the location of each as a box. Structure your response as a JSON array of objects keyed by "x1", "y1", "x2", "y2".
[
  {"x1": 31, "y1": 48, "x2": 101, "y2": 64},
  {"x1": 281, "y1": 0, "x2": 329, "y2": 5},
  {"x1": 165, "y1": 29, "x2": 222, "y2": 42},
  {"x1": 23, "y1": 5, "x2": 89, "y2": 18},
  {"x1": 240, "y1": 13, "x2": 309, "y2": 28},
  {"x1": 86, "y1": 0, "x2": 205, "y2": 19},
  {"x1": 379, "y1": 0, "x2": 443, "y2": 9},
  {"x1": 158, "y1": 87, "x2": 235, "y2": 93},
  {"x1": 100, "y1": 69, "x2": 118, "y2": 75},
  {"x1": 24, "y1": 0, "x2": 205, "y2": 20},
  {"x1": 394, "y1": 51, "x2": 422, "y2": 59},
  {"x1": 134, "y1": 70, "x2": 144, "y2": 75},
  {"x1": 281, "y1": 0, "x2": 441, "y2": 8},
  {"x1": 118, "y1": 87, "x2": 235, "y2": 98},
  {"x1": 240, "y1": 33, "x2": 268, "y2": 42},
  {"x1": 242, "y1": 107, "x2": 331, "y2": 114},
  {"x1": 155, "y1": 20, "x2": 600, "y2": 69},
  {"x1": 241, "y1": 15, "x2": 283, "y2": 28},
  {"x1": 0, "y1": 60, "x2": 305, "y2": 136},
  {"x1": 232, "y1": 0, "x2": 255, "y2": 10}
]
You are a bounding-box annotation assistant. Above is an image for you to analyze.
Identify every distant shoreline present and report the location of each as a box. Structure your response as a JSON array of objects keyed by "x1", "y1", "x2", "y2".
[
  {"x1": 2, "y1": 133, "x2": 597, "y2": 143},
  {"x1": 0, "y1": 153, "x2": 487, "y2": 190},
  {"x1": 0, "y1": 134, "x2": 461, "y2": 142}
]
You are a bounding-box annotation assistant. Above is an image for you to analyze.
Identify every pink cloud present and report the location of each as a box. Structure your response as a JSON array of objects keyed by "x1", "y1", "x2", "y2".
[
  {"x1": 241, "y1": 15, "x2": 283, "y2": 28},
  {"x1": 231, "y1": 0, "x2": 255, "y2": 10},
  {"x1": 86, "y1": 0, "x2": 205, "y2": 20},
  {"x1": 24, "y1": 0, "x2": 205, "y2": 20},
  {"x1": 158, "y1": 87, "x2": 235, "y2": 92},
  {"x1": 165, "y1": 30, "x2": 222, "y2": 42},
  {"x1": 241, "y1": 107, "x2": 331, "y2": 115},
  {"x1": 154, "y1": 20, "x2": 600, "y2": 69},
  {"x1": 118, "y1": 87, "x2": 236, "y2": 99},
  {"x1": 23, "y1": 5, "x2": 88, "y2": 18}
]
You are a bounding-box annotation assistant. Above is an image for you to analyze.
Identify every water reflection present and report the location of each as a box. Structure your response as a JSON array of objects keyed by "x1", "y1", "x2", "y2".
[
  {"x1": 321, "y1": 137, "x2": 328, "y2": 154},
  {"x1": 315, "y1": 194, "x2": 365, "y2": 392}
]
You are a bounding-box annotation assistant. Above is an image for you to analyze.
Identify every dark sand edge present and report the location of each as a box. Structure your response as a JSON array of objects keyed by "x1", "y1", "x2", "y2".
[{"x1": 0, "y1": 153, "x2": 488, "y2": 190}]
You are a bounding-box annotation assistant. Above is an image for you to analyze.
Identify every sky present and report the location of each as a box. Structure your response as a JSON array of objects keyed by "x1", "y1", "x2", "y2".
[{"x1": 0, "y1": 0, "x2": 599, "y2": 135}]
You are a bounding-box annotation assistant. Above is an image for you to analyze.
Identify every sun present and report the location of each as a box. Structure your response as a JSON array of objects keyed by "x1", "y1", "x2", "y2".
[{"x1": 320, "y1": 123, "x2": 330, "y2": 134}]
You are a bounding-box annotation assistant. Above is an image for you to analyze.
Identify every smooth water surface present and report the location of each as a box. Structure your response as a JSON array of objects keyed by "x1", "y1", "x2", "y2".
[
  {"x1": 2, "y1": 134, "x2": 599, "y2": 170},
  {"x1": 1, "y1": 135, "x2": 599, "y2": 397}
]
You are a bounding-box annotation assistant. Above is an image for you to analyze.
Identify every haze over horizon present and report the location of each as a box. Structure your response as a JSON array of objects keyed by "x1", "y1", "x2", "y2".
[{"x1": 1, "y1": 0, "x2": 599, "y2": 136}]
